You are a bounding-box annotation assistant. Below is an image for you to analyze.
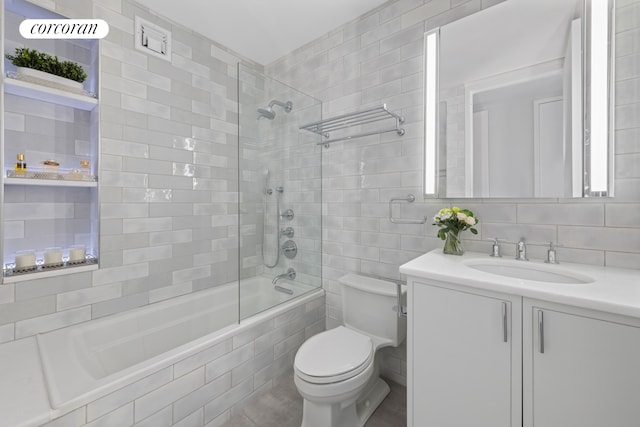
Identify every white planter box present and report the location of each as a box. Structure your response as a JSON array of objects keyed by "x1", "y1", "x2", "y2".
[{"x1": 16, "y1": 67, "x2": 84, "y2": 93}]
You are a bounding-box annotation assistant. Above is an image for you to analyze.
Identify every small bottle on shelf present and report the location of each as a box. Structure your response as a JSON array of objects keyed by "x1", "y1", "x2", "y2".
[
  {"x1": 15, "y1": 153, "x2": 27, "y2": 175},
  {"x1": 80, "y1": 160, "x2": 91, "y2": 178}
]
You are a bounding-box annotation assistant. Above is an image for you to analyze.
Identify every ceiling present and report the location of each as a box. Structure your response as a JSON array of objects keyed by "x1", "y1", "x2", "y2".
[{"x1": 134, "y1": 0, "x2": 389, "y2": 65}]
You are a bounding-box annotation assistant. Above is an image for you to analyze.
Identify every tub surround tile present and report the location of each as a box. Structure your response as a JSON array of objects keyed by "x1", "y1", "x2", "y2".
[
  {"x1": 135, "y1": 367, "x2": 205, "y2": 422},
  {"x1": 205, "y1": 343, "x2": 254, "y2": 382},
  {"x1": 134, "y1": 405, "x2": 174, "y2": 427},
  {"x1": 0, "y1": 324, "x2": 15, "y2": 344},
  {"x1": 232, "y1": 351, "x2": 274, "y2": 387},
  {"x1": 91, "y1": 291, "x2": 149, "y2": 319},
  {"x1": 88, "y1": 367, "x2": 173, "y2": 421},
  {"x1": 0, "y1": 295, "x2": 56, "y2": 326},
  {"x1": 86, "y1": 402, "x2": 134, "y2": 427},
  {"x1": 204, "y1": 378, "x2": 254, "y2": 424},
  {"x1": 42, "y1": 407, "x2": 86, "y2": 427},
  {"x1": 173, "y1": 408, "x2": 205, "y2": 427},
  {"x1": 173, "y1": 372, "x2": 232, "y2": 424},
  {"x1": 15, "y1": 306, "x2": 91, "y2": 338}
]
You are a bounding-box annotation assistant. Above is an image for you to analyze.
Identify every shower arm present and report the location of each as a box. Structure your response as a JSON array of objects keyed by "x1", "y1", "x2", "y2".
[{"x1": 268, "y1": 100, "x2": 293, "y2": 113}]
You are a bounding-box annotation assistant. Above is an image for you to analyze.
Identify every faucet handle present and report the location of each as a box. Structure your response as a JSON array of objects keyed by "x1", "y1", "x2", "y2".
[
  {"x1": 515, "y1": 237, "x2": 528, "y2": 261},
  {"x1": 545, "y1": 242, "x2": 562, "y2": 264},
  {"x1": 486, "y1": 237, "x2": 505, "y2": 257}
]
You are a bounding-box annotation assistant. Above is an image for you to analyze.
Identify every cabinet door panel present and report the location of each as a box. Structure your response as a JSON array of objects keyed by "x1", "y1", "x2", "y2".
[
  {"x1": 412, "y1": 283, "x2": 514, "y2": 427},
  {"x1": 532, "y1": 309, "x2": 640, "y2": 427}
]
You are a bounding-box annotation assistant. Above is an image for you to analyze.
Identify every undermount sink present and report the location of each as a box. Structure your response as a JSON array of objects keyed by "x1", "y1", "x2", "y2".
[{"x1": 464, "y1": 259, "x2": 594, "y2": 284}]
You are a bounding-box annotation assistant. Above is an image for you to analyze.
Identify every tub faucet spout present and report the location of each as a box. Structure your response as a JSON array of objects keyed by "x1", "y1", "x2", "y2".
[{"x1": 273, "y1": 268, "x2": 296, "y2": 284}]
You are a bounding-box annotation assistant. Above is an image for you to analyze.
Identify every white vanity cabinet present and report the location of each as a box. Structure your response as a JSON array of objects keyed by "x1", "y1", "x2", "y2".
[
  {"x1": 408, "y1": 278, "x2": 522, "y2": 427},
  {"x1": 402, "y1": 250, "x2": 640, "y2": 427},
  {"x1": 523, "y1": 299, "x2": 640, "y2": 427},
  {"x1": 407, "y1": 277, "x2": 640, "y2": 427}
]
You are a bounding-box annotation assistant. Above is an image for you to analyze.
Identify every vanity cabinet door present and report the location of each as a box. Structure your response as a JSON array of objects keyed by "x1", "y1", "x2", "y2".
[
  {"x1": 524, "y1": 300, "x2": 640, "y2": 427},
  {"x1": 409, "y1": 280, "x2": 522, "y2": 427}
]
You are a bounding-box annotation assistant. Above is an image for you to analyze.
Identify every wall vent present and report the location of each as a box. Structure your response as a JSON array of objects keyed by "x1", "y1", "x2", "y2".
[{"x1": 134, "y1": 16, "x2": 171, "y2": 61}]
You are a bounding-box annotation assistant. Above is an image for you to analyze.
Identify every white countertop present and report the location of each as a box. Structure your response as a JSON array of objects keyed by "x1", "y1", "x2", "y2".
[{"x1": 400, "y1": 250, "x2": 640, "y2": 319}]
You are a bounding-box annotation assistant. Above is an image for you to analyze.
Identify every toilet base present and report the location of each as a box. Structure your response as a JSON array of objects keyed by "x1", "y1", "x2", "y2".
[
  {"x1": 355, "y1": 376, "x2": 390, "y2": 426},
  {"x1": 300, "y1": 376, "x2": 390, "y2": 427}
]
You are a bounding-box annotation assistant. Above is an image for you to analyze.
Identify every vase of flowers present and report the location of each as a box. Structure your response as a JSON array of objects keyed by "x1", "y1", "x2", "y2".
[{"x1": 433, "y1": 207, "x2": 479, "y2": 255}]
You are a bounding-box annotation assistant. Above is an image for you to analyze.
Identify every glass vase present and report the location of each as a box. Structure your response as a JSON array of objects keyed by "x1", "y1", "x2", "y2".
[{"x1": 443, "y1": 230, "x2": 464, "y2": 255}]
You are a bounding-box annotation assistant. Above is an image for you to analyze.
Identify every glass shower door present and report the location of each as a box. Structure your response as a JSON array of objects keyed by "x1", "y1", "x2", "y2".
[{"x1": 237, "y1": 64, "x2": 322, "y2": 319}]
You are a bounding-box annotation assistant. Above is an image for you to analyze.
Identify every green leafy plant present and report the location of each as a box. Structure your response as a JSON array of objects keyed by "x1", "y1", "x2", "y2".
[{"x1": 5, "y1": 47, "x2": 87, "y2": 83}]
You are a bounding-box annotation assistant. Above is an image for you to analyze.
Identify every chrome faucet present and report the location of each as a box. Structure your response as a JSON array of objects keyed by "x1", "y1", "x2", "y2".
[
  {"x1": 516, "y1": 238, "x2": 528, "y2": 261},
  {"x1": 272, "y1": 268, "x2": 296, "y2": 284}
]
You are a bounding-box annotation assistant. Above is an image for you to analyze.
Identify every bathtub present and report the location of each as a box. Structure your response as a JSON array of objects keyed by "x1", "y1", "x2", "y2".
[{"x1": 36, "y1": 276, "x2": 320, "y2": 414}]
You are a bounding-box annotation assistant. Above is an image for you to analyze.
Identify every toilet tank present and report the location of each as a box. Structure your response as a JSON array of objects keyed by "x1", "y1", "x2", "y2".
[{"x1": 339, "y1": 274, "x2": 407, "y2": 346}]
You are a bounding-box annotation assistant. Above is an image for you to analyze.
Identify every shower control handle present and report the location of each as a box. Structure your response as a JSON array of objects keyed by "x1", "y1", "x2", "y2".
[
  {"x1": 281, "y1": 227, "x2": 294, "y2": 238},
  {"x1": 281, "y1": 240, "x2": 297, "y2": 259},
  {"x1": 280, "y1": 209, "x2": 294, "y2": 221}
]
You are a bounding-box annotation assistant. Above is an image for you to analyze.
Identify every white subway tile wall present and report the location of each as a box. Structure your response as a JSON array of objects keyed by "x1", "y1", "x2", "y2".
[
  {"x1": 267, "y1": 0, "x2": 640, "y2": 386},
  {"x1": 1, "y1": 0, "x2": 249, "y2": 342}
]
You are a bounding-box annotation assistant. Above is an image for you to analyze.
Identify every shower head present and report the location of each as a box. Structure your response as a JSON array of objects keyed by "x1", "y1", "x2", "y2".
[
  {"x1": 257, "y1": 107, "x2": 276, "y2": 120},
  {"x1": 257, "y1": 99, "x2": 293, "y2": 120}
]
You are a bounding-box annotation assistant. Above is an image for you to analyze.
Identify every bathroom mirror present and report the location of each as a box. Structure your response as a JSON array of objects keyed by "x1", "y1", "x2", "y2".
[{"x1": 423, "y1": 0, "x2": 614, "y2": 198}]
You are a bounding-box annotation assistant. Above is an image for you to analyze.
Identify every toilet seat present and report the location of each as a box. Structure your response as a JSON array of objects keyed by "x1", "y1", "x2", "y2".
[{"x1": 295, "y1": 326, "x2": 373, "y2": 384}]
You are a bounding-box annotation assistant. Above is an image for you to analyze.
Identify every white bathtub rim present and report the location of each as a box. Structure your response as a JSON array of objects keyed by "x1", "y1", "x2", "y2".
[{"x1": 42, "y1": 287, "x2": 324, "y2": 419}]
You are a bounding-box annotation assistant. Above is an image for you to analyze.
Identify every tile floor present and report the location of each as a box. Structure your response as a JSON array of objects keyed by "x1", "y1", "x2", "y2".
[{"x1": 222, "y1": 373, "x2": 406, "y2": 427}]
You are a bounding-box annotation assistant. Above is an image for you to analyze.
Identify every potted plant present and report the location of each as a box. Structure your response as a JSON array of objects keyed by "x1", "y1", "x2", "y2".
[{"x1": 5, "y1": 47, "x2": 87, "y2": 91}]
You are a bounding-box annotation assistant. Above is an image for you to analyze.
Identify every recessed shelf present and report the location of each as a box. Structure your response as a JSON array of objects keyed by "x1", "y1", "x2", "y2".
[
  {"x1": 3, "y1": 262, "x2": 98, "y2": 283},
  {"x1": 4, "y1": 177, "x2": 97, "y2": 187},
  {"x1": 3, "y1": 77, "x2": 97, "y2": 110},
  {"x1": 2, "y1": 0, "x2": 101, "y2": 285}
]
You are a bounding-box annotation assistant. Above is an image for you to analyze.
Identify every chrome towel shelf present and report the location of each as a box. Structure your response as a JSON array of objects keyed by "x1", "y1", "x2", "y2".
[{"x1": 300, "y1": 104, "x2": 405, "y2": 148}]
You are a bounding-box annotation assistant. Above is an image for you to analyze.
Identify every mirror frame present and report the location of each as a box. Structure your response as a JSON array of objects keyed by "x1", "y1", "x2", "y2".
[{"x1": 423, "y1": 0, "x2": 615, "y2": 199}]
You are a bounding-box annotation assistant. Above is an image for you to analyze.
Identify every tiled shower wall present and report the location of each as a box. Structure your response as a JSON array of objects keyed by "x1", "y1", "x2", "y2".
[
  {"x1": 0, "y1": 0, "x2": 251, "y2": 342},
  {"x1": 267, "y1": 0, "x2": 640, "y2": 385},
  {"x1": 237, "y1": 67, "x2": 323, "y2": 289}
]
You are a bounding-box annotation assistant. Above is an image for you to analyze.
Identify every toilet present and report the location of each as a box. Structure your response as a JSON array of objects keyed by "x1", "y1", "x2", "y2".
[{"x1": 293, "y1": 274, "x2": 407, "y2": 427}]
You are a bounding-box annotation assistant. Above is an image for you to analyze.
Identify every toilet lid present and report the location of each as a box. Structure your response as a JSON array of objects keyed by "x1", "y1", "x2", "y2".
[{"x1": 295, "y1": 326, "x2": 373, "y2": 383}]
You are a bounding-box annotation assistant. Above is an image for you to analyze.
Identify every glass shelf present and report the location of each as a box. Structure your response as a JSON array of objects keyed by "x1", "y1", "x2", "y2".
[
  {"x1": 5, "y1": 170, "x2": 97, "y2": 187},
  {"x1": 3, "y1": 259, "x2": 99, "y2": 283},
  {"x1": 3, "y1": 77, "x2": 97, "y2": 110}
]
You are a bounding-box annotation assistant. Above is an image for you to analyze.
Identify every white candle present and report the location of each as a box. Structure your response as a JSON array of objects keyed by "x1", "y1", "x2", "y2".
[
  {"x1": 15, "y1": 251, "x2": 36, "y2": 269},
  {"x1": 68, "y1": 246, "x2": 86, "y2": 263},
  {"x1": 44, "y1": 248, "x2": 62, "y2": 266}
]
